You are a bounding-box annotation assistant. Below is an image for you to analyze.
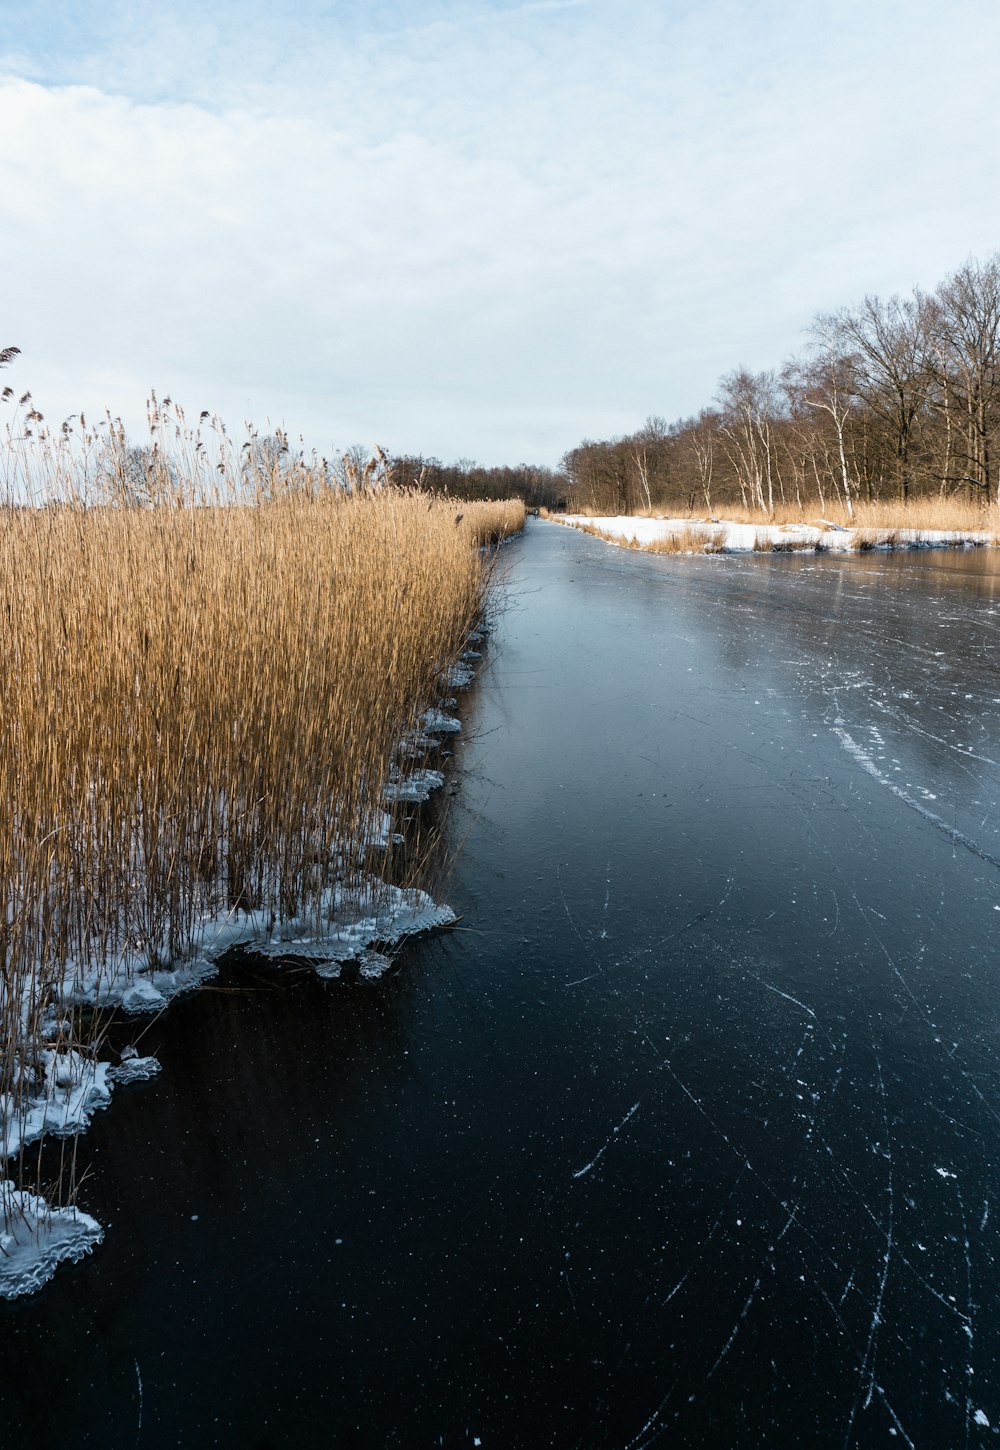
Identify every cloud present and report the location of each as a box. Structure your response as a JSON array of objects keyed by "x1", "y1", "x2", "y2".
[{"x1": 2, "y1": 0, "x2": 1000, "y2": 464}]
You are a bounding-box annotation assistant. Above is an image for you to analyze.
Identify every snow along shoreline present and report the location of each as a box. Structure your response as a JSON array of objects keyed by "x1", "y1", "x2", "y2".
[
  {"x1": 553, "y1": 514, "x2": 996, "y2": 553},
  {"x1": 0, "y1": 638, "x2": 484, "y2": 1300}
]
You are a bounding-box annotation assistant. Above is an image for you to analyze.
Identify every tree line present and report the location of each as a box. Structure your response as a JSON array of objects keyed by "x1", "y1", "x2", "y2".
[
  {"x1": 562, "y1": 253, "x2": 1000, "y2": 516},
  {"x1": 386, "y1": 454, "x2": 565, "y2": 510},
  {"x1": 14, "y1": 247, "x2": 1000, "y2": 520}
]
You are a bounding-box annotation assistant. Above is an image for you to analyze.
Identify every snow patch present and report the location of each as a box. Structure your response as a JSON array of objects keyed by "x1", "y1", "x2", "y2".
[
  {"x1": 2, "y1": 1051, "x2": 113, "y2": 1160},
  {"x1": 446, "y1": 661, "x2": 476, "y2": 688},
  {"x1": 358, "y1": 950, "x2": 393, "y2": 979},
  {"x1": 0, "y1": 1181, "x2": 103, "y2": 1299},
  {"x1": 108, "y1": 1055, "x2": 162, "y2": 1086},
  {"x1": 419, "y1": 708, "x2": 461, "y2": 734},
  {"x1": 247, "y1": 881, "x2": 455, "y2": 967},
  {"x1": 384, "y1": 768, "x2": 445, "y2": 803}
]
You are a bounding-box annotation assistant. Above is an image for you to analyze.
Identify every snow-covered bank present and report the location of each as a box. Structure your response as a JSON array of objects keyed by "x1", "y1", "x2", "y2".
[
  {"x1": 0, "y1": 874, "x2": 458, "y2": 1298},
  {"x1": 53, "y1": 879, "x2": 456, "y2": 1019},
  {"x1": 555, "y1": 514, "x2": 996, "y2": 553},
  {"x1": 1, "y1": 873, "x2": 455, "y2": 1168}
]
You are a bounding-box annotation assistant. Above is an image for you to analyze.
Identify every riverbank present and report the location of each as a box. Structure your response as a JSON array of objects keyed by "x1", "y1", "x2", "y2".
[
  {"x1": 0, "y1": 472, "x2": 521, "y2": 1298},
  {"x1": 553, "y1": 511, "x2": 997, "y2": 553}
]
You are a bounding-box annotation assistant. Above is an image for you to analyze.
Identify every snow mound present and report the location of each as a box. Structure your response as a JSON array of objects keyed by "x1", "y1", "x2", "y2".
[
  {"x1": 55, "y1": 874, "x2": 455, "y2": 1014},
  {"x1": 446, "y1": 661, "x2": 476, "y2": 688},
  {"x1": 397, "y1": 730, "x2": 439, "y2": 755},
  {"x1": 1, "y1": 1050, "x2": 113, "y2": 1160},
  {"x1": 419, "y1": 708, "x2": 462, "y2": 734},
  {"x1": 358, "y1": 950, "x2": 393, "y2": 979},
  {"x1": 61, "y1": 950, "x2": 220, "y2": 1016},
  {"x1": 384, "y1": 768, "x2": 445, "y2": 803},
  {"x1": 253, "y1": 882, "x2": 455, "y2": 971},
  {"x1": 360, "y1": 808, "x2": 395, "y2": 849},
  {"x1": 0, "y1": 1181, "x2": 103, "y2": 1299},
  {"x1": 107, "y1": 1054, "x2": 162, "y2": 1085}
]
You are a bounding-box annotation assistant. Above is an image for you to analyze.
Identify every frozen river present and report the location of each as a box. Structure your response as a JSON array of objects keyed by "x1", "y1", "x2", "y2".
[{"x1": 5, "y1": 518, "x2": 1000, "y2": 1447}]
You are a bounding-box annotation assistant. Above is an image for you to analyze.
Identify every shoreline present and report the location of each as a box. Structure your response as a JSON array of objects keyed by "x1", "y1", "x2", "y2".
[{"x1": 550, "y1": 513, "x2": 997, "y2": 555}]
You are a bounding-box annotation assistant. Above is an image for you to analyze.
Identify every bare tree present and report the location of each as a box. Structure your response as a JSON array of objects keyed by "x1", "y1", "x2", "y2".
[
  {"x1": 930, "y1": 255, "x2": 1000, "y2": 501},
  {"x1": 825, "y1": 293, "x2": 931, "y2": 501},
  {"x1": 717, "y1": 369, "x2": 784, "y2": 513},
  {"x1": 630, "y1": 415, "x2": 670, "y2": 512},
  {"x1": 684, "y1": 410, "x2": 718, "y2": 512},
  {"x1": 789, "y1": 334, "x2": 860, "y2": 517}
]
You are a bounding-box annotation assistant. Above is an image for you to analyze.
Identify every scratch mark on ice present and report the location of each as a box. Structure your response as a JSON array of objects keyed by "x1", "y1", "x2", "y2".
[
  {"x1": 572, "y1": 1101, "x2": 641, "y2": 1180},
  {"x1": 706, "y1": 1277, "x2": 762, "y2": 1380},
  {"x1": 833, "y1": 726, "x2": 1000, "y2": 870},
  {"x1": 954, "y1": 1185, "x2": 976, "y2": 1450},
  {"x1": 600, "y1": 855, "x2": 611, "y2": 939},
  {"x1": 134, "y1": 1358, "x2": 143, "y2": 1446},
  {"x1": 745, "y1": 971, "x2": 817, "y2": 1020},
  {"x1": 561, "y1": 1266, "x2": 579, "y2": 1319},
  {"x1": 843, "y1": 1024, "x2": 894, "y2": 1445}
]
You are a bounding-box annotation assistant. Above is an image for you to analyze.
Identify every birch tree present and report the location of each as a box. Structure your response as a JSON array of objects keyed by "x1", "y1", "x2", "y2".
[{"x1": 825, "y1": 293, "x2": 931, "y2": 501}]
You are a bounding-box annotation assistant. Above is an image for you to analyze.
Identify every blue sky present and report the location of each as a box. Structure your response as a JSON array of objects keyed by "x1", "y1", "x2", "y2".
[{"x1": 2, "y1": 0, "x2": 1000, "y2": 465}]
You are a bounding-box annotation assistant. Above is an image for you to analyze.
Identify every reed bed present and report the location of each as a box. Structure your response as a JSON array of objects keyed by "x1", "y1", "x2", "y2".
[
  {"x1": 582, "y1": 497, "x2": 1000, "y2": 537},
  {"x1": 571, "y1": 521, "x2": 724, "y2": 553},
  {"x1": 0, "y1": 400, "x2": 522, "y2": 1247},
  {"x1": 645, "y1": 526, "x2": 726, "y2": 555}
]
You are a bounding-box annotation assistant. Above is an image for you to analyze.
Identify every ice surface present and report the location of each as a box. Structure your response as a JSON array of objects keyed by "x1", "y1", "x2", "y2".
[{"x1": 0, "y1": 1181, "x2": 104, "y2": 1299}]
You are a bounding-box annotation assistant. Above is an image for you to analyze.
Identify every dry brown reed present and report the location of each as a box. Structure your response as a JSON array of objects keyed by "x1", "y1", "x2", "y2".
[
  {"x1": 0, "y1": 396, "x2": 522, "y2": 1190},
  {"x1": 566, "y1": 520, "x2": 725, "y2": 553},
  {"x1": 644, "y1": 526, "x2": 726, "y2": 554},
  {"x1": 618, "y1": 497, "x2": 1000, "y2": 537},
  {"x1": 846, "y1": 498, "x2": 998, "y2": 537}
]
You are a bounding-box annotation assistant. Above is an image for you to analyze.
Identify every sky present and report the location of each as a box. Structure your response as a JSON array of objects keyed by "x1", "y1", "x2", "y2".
[{"x1": 2, "y1": 0, "x2": 1000, "y2": 467}]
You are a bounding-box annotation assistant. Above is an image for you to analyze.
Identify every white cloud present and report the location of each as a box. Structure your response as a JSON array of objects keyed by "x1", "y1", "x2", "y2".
[{"x1": 2, "y1": 0, "x2": 1000, "y2": 464}]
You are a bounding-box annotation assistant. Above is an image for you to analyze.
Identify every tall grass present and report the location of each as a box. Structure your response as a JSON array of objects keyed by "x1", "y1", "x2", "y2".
[
  {"x1": 569, "y1": 497, "x2": 1000, "y2": 536},
  {"x1": 0, "y1": 399, "x2": 522, "y2": 1229}
]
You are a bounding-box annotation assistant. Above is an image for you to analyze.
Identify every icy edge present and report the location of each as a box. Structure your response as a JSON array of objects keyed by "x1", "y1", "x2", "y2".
[
  {"x1": 1, "y1": 1050, "x2": 162, "y2": 1160},
  {"x1": 0, "y1": 1181, "x2": 104, "y2": 1300}
]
